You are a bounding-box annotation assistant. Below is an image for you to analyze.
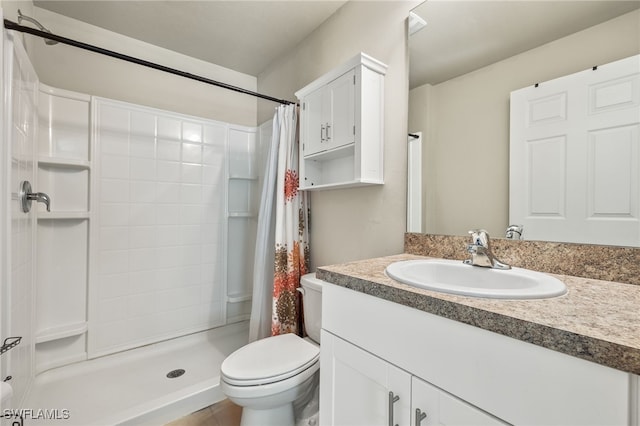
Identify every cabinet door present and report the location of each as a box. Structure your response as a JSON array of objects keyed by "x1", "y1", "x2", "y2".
[
  {"x1": 301, "y1": 86, "x2": 326, "y2": 156},
  {"x1": 320, "y1": 331, "x2": 411, "y2": 426},
  {"x1": 326, "y1": 69, "x2": 356, "y2": 151},
  {"x1": 412, "y1": 377, "x2": 508, "y2": 426}
]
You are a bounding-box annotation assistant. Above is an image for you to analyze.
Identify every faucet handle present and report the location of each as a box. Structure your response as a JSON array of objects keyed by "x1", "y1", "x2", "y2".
[
  {"x1": 19, "y1": 181, "x2": 51, "y2": 213},
  {"x1": 468, "y1": 229, "x2": 490, "y2": 247}
]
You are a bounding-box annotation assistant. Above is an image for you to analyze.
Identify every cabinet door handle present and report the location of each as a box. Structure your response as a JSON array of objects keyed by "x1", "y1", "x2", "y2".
[
  {"x1": 415, "y1": 408, "x2": 427, "y2": 426},
  {"x1": 326, "y1": 123, "x2": 331, "y2": 140},
  {"x1": 388, "y1": 391, "x2": 400, "y2": 426},
  {"x1": 320, "y1": 124, "x2": 326, "y2": 142}
]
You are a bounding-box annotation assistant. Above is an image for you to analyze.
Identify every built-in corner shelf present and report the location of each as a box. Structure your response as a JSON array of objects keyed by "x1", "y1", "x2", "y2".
[
  {"x1": 35, "y1": 83, "x2": 91, "y2": 372},
  {"x1": 36, "y1": 321, "x2": 88, "y2": 344},
  {"x1": 228, "y1": 175, "x2": 258, "y2": 181},
  {"x1": 295, "y1": 52, "x2": 387, "y2": 190},
  {"x1": 38, "y1": 157, "x2": 91, "y2": 170},
  {"x1": 228, "y1": 212, "x2": 255, "y2": 218},
  {"x1": 38, "y1": 211, "x2": 90, "y2": 220},
  {"x1": 227, "y1": 293, "x2": 252, "y2": 304}
]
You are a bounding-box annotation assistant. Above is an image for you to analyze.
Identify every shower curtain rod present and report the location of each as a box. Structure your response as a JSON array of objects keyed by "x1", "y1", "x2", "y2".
[{"x1": 3, "y1": 19, "x2": 296, "y2": 105}]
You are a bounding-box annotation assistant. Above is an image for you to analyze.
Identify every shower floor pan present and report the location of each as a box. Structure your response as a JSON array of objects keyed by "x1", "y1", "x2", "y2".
[{"x1": 24, "y1": 321, "x2": 248, "y2": 426}]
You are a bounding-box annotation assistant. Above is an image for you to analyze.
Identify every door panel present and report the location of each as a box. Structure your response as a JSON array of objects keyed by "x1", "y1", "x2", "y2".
[
  {"x1": 510, "y1": 54, "x2": 640, "y2": 246},
  {"x1": 320, "y1": 331, "x2": 411, "y2": 426},
  {"x1": 327, "y1": 70, "x2": 355, "y2": 151},
  {"x1": 412, "y1": 377, "x2": 508, "y2": 426}
]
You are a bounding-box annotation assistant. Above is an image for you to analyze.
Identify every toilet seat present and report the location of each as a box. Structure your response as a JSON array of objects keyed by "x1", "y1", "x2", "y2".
[{"x1": 221, "y1": 334, "x2": 320, "y2": 387}]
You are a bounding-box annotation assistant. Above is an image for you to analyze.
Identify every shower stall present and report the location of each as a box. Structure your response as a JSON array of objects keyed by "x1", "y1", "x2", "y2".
[{"x1": 1, "y1": 19, "x2": 270, "y2": 425}]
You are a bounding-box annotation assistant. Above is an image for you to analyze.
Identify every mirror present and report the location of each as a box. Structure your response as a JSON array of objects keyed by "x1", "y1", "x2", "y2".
[{"x1": 408, "y1": 1, "x2": 640, "y2": 245}]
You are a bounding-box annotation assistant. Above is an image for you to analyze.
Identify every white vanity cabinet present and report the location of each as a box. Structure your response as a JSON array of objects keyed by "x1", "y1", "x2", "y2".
[
  {"x1": 321, "y1": 331, "x2": 508, "y2": 426},
  {"x1": 320, "y1": 283, "x2": 633, "y2": 425},
  {"x1": 295, "y1": 53, "x2": 386, "y2": 190}
]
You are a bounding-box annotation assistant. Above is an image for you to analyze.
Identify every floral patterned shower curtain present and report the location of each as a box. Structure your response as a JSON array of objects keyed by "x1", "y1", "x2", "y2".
[{"x1": 272, "y1": 104, "x2": 310, "y2": 336}]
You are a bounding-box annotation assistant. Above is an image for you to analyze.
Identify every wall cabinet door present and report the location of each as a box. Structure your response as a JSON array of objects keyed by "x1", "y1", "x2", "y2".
[
  {"x1": 411, "y1": 377, "x2": 508, "y2": 426},
  {"x1": 320, "y1": 331, "x2": 411, "y2": 426},
  {"x1": 325, "y1": 69, "x2": 355, "y2": 152},
  {"x1": 301, "y1": 86, "x2": 325, "y2": 157}
]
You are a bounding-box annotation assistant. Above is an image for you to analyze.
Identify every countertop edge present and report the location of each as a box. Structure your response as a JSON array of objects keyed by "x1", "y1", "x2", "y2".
[{"x1": 316, "y1": 257, "x2": 640, "y2": 375}]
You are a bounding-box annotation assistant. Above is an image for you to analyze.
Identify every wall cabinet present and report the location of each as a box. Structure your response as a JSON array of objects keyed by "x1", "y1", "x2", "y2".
[
  {"x1": 295, "y1": 53, "x2": 386, "y2": 190},
  {"x1": 321, "y1": 283, "x2": 634, "y2": 425}
]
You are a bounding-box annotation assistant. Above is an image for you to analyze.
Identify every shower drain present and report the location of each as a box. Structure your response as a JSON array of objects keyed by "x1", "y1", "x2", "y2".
[{"x1": 166, "y1": 369, "x2": 186, "y2": 379}]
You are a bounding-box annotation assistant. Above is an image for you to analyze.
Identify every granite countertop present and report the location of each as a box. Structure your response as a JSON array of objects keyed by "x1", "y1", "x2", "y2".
[{"x1": 316, "y1": 253, "x2": 640, "y2": 375}]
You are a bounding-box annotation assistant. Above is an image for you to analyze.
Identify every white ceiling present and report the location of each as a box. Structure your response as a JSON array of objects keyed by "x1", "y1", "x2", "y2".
[
  {"x1": 33, "y1": 0, "x2": 348, "y2": 77},
  {"x1": 409, "y1": 0, "x2": 640, "y2": 88}
]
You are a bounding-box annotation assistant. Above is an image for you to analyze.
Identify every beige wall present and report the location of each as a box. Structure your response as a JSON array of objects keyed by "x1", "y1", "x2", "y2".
[
  {"x1": 409, "y1": 9, "x2": 640, "y2": 238},
  {"x1": 258, "y1": 1, "x2": 420, "y2": 269},
  {"x1": 9, "y1": 5, "x2": 257, "y2": 126}
]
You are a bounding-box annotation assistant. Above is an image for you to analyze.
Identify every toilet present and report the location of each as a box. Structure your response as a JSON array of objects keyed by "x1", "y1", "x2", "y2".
[{"x1": 220, "y1": 273, "x2": 324, "y2": 426}]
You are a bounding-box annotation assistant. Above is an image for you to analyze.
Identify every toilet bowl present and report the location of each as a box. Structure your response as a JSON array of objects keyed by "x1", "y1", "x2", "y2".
[{"x1": 220, "y1": 273, "x2": 324, "y2": 426}]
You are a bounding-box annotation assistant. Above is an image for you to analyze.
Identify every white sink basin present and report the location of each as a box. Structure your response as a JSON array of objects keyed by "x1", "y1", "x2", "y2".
[{"x1": 385, "y1": 259, "x2": 567, "y2": 299}]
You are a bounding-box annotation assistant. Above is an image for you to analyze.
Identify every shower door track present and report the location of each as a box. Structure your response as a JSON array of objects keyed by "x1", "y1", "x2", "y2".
[{"x1": 3, "y1": 19, "x2": 296, "y2": 106}]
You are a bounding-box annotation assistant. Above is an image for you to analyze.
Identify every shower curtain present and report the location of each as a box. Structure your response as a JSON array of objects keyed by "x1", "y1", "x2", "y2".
[{"x1": 249, "y1": 104, "x2": 309, "y2": 341}]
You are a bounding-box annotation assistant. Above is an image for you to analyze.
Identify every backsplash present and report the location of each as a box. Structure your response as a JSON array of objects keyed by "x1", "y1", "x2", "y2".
[{"x1": 405, "y1": 233, "x2": 640, "y2": 286}]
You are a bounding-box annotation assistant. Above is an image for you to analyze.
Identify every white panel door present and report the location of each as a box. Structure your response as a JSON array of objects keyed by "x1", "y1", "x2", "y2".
[
  {"x1": 510, "y1": 54, "x2": 640, "y2": 246},
  {"x1": 320, "y1": 331, "x2": 411, "y2": 426}
]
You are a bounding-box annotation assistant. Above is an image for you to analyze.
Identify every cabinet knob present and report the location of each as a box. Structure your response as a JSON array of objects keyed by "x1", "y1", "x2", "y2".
[
  {"x1": 388, "y1": 391, "x2": 400, "y2": 426},
  {"x1": 415, "y1": 408, "x2": 427, "y2": 426}
]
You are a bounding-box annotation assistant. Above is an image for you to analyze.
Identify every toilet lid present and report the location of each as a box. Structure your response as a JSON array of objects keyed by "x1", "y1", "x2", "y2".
[{"x1": 221, "y1": 334, "x2": 319, "y2": 386}]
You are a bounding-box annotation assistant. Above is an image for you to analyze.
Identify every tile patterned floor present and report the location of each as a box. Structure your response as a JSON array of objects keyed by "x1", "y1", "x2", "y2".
[{"x1": 165, "y1": 399, "x2": 241, "y2": 426}]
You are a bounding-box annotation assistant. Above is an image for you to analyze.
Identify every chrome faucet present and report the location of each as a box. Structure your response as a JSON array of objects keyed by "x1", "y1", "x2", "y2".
[
  {"x1": 463, "y1": 229, "x2": 511, "y2": 270},
  {"x1": 505, "y1": 224, "x2": 523, "y2": 240}
]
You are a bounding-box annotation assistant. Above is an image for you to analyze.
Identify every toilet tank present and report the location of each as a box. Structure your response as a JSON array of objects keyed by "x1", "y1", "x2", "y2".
[{"x1": 299, "y1": 273, "x2": 325, "y2": 344}]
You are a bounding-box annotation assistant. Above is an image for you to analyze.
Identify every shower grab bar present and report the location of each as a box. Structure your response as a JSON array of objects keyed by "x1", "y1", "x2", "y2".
[{"x1": 3, "y1": 19, "x2": 296, "y2": 106}]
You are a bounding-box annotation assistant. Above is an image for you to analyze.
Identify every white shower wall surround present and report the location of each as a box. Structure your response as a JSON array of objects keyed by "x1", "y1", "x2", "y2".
[
  {"x1": 36, "y1": 95, "x2": 257, "y2": 364},
  {"x1": 95, "y1": 99, "x2": 219, "y2": 356},
  {"x1": 3, "y1": 30, "x2": 38, "y2": 409},
  {"x1": 2, "y1": 29, "x2": 262, "y2": 422},
  {"x1": 35, "y1": 94, "x2": 259, "y2": 368}
]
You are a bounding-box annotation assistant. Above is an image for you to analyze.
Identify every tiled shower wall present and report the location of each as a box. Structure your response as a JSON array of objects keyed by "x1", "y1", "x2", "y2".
[
  {"x1": 4, "y1": 34, "x2": 37, "y2": 407},
  {"x1": 91, "y1": 99, "x2": 236, "y2": 358}
]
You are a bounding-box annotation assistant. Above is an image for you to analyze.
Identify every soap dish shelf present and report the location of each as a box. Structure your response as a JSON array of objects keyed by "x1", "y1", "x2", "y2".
[{"x1": 0, "y1": 337, "x2": 22, "y2": 355}]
